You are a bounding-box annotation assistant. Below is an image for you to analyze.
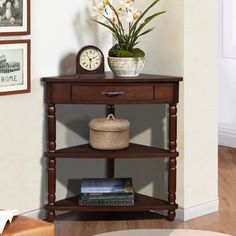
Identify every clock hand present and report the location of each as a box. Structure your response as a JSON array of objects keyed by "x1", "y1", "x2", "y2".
[
  {"x1": 90, "y1": 55, "x2": 99, "y2": 60},
  {"x1": 86, "y1": 52, "x2": 92, "y2": 60}
]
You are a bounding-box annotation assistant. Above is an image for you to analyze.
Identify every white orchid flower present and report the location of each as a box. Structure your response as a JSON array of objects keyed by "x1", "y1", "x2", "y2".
[
  {"x1": 117, "y1": 7, "x2": 126, "y2": 16},
  {"x1": 92, "y1": 2, "x2": 106, "y2": 17},
  {"x1": 111, "y1": 15, "x2": 118, "y2": 25},
  {"x1": 120, "y1": 0, "x2": 134, "y2": 8},
  {"x1": 127, "y1": 9, "x2": 142, "y2": 23},
  {"x1": 103, "y1": 0, "x2": 109, "y2": 4}
]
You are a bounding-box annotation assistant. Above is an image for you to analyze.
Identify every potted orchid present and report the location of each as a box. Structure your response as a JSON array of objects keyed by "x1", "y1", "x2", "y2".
[{"x1": 92, "y1": 0, "x2": 165, "y2": 76}]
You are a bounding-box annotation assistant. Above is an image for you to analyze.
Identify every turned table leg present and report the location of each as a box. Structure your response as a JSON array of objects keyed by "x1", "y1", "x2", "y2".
[
  {"x1": 168, "y1": 103, "x2": 177, "y2": 221},
  {"x1": 106, "y1": 104, "x2": 115, "y2": 178},
  {"x1": 47, "y1": 104, "x2": 56, "y2": 222}
]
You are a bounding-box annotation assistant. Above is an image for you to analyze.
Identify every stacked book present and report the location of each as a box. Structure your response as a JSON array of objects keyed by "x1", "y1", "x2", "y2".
[{"x1": 79, "y1": 178, "x2": 134, "y2": 206}]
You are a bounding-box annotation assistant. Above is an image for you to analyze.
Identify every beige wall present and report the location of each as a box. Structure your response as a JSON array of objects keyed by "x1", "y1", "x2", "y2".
[{"x1": 183, "y1": 0, "x2": 218, "y2": 208}]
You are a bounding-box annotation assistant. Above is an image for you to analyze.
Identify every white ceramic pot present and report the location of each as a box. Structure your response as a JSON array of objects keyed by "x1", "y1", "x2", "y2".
[{"x1": 108, "y1": 57, "x2": 145, "y2": 77}]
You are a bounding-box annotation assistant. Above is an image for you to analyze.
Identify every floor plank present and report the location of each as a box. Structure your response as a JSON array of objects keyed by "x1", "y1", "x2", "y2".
[{"x1": 54, "y1": 146, "x2": 236, "y2": 236}]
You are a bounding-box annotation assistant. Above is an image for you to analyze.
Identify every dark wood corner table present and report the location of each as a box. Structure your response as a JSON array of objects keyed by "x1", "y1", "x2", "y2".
[{"x1": 42, "y1": 72, "x2": 183, "y2": 222}]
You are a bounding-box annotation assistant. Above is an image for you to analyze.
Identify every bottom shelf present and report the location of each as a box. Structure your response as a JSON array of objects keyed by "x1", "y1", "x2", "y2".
[
  {"x1": 47, "y1": 193, "x2": 178, "y2": 212},
  {"x1": 54, "y1": 211, "x2": 168, "y2": 221}
]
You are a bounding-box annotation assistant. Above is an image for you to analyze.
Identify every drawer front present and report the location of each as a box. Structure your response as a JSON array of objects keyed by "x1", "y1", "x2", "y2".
[
  {"x1": 72, "y1": 85, "x2": 154, "y2": 101},
  {"x1": 154, "y1": 84, "x2": 173, "y2": 102}
]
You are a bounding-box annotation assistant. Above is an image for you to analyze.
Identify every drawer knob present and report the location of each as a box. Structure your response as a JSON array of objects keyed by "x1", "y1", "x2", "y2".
[{"x1": 102, "y1": 91, "x2": 125, "y2": 97}]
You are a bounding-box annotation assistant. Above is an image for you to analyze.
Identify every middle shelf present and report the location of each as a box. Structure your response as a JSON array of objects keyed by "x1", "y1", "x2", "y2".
[{"x1": 47, "y1": 143, "x2": 178, "y2": 159}]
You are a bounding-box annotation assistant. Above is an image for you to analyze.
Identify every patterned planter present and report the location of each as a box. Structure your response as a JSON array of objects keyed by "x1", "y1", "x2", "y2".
[{"x1": 108, "y1": 57, "x2": 145, "y2": 77}]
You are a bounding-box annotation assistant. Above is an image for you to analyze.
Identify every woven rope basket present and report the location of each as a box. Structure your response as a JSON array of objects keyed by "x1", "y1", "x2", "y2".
[{"x1": 89, "y1": 114, "x2": 130, "y2": 150}]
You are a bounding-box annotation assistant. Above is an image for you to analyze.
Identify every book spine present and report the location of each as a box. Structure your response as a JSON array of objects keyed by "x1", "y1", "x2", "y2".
[
  {"x1": 81, "y1": 178, "x2": 133, "y2": 194},
  {"x1": 79, "y1": 199, "x2": 134, "y2": 206},
  {"x1": 80, "y1": 194, "x2": 134, "y2": 201},
  {"x1": 81, "y1": 192, "x2": 134, "y2": 197},
  {"x1": 81, "y1": 187, "x2": 129, "y2": 193}
]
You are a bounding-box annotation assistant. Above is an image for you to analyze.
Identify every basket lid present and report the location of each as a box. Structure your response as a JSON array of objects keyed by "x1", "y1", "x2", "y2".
[{"x1": 89, "y1": 114, "x2": 130, "y2": 131}]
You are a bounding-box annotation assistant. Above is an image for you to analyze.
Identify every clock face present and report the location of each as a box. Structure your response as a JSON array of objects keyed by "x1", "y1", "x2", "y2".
[{"x1": 79, "y1": 48, "x2": 102, "y2": 71}]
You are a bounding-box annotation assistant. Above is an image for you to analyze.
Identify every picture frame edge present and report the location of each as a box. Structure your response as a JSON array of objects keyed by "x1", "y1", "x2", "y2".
[
  {"x1": 0, "y1": 39, "x2": 31, "y2": 96},
  {"x1": 0, "y1": 0, "x2": 31, "y2": 36}
]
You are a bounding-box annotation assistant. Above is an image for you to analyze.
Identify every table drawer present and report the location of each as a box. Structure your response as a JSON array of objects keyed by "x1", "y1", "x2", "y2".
[
  {"x1": 155, "y1": 84, "x2": 173, "y2": 102},
  {"x1": 72, "y1": 85, "x2": 154, "y2": 101}
]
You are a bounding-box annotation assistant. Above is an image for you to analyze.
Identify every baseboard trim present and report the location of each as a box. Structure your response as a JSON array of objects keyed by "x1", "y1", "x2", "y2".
[
  {"x1": 22, "y1": 208, "x2": 67, "y2": 220},
  {"x1": 22, "y1": 208, "x2": 46, "y2": 219},
  {"x1": 218, "y1": 126, "x2": 236, "y2": 148},
  {"x1": 176, "y1": 198, "x2": 219, "y2": 221}
]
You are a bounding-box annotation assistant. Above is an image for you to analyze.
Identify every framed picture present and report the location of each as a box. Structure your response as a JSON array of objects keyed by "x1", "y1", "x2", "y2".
[
  {"x1": 0, "y1": 0, "x2": 30, "y2": 36},
  {"x1": 0, "y1": 40, "x2": 30, "y2": 95},
  {"x1": 223, "y1": 0, "x2": 236, "y2": 58}
]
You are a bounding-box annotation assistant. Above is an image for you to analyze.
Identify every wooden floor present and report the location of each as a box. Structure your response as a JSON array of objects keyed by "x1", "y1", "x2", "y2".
[{"x1": 54, "y1": 146, "x2": 236, "y2": 236}]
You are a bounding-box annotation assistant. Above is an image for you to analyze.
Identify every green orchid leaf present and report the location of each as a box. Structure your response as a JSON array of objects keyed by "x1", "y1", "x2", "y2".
[
  {"x1": 129, "y1": 11, "x2": 166, "y2": 48},
  {"x1": 129, "y1": 0, "x2": 161, "y2": 34},
  {"x1": 133, "y1": 42, "x2": 140, "y2": 46},
  {"x1": 91, "y1": 19, "x2": 121, "y2": 41},
  {"x1": 137, "y1": 27, "x2": 155, "y2": 37},
  {"x1": 137, "y1": 11, "x2": 166, "y2": 36},
  {"x1": 144, "y1": 11, "x2": 166, "y2": 24},
  {"x1": 92, "y1": 19, "x2": 116, "y2": 33}
]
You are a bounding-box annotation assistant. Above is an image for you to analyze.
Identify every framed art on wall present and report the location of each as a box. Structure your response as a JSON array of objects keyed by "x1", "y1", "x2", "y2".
[
  {"x1": 0, "y1": 40, "x2": 30, "y2": 95},
  {"x1": 0, "y1": 0, "x2": 30, "y2": 36}
]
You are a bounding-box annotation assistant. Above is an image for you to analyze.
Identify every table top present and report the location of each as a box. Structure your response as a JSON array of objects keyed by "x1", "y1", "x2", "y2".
[{"x1": 42, "y1": 72, "x2": 183, "y2": 83}]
